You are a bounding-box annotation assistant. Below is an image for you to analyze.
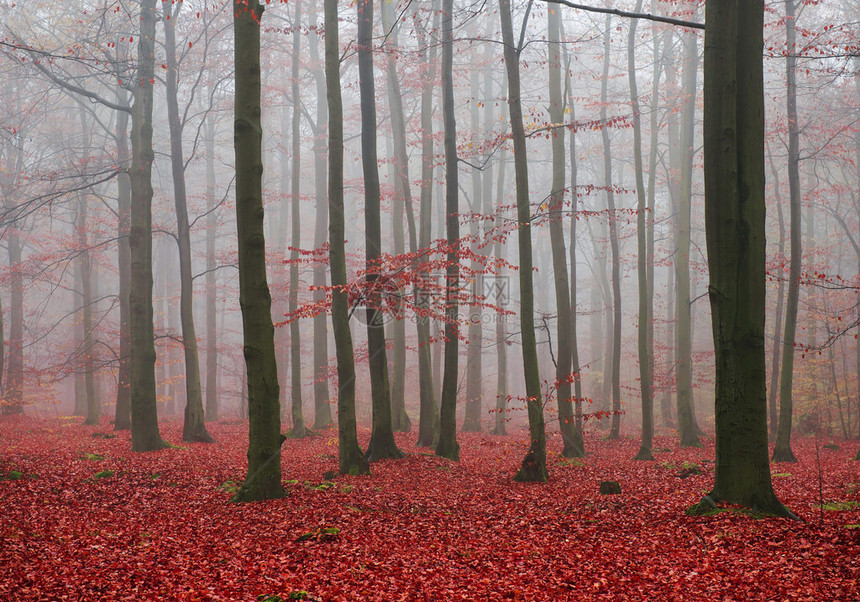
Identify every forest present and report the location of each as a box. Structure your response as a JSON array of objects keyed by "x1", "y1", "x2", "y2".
[{"x1": 1, "y1": 0, "x2": 858, "y2": 599}]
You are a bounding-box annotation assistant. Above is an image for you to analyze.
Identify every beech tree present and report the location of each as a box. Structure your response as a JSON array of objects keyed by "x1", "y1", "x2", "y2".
[
  {"x1": 500, "y1": 0, "x2": 547, "y2": 482},
  {"x1": 357, "y1": 0, "x2": 403, "y2": 462},
  {"x1": 231, "y1": 0, "x2": 284, "y2": 502},
  {"x1": 691, "y1": 0, "x2": 794, "y2": 517},
  {"x1": 435, "y1": 0, "x2": 460, "y2": 462},
  {"x1": 326, "y1": 0, "x2": 369, "y2": 476},
  {"x1": 129, "y1": 0, "x2": 165, "y2": 452},
  {"x1": 628, "y1": 1, "x2": 654, "y2": 461},
  {"x1": 547, "y1": 3, "x2": 581, "y2": 458},
  {"x1": 162, "y1": 0, "x2": 214, "y2": 443},
  {"x1": 380, "y1": 0, "x2": 412, "y2": 434},
  {"x1": 599, "y1": 13, "x2": 622, "y2": 441},
  {"x1": 413, "y1": 0, "x2": 440, "y2": 448},
  {"x1": 287, "y1": 0, "x2": 310, "y2": 439},
  {"x1": 772, "y1": 0, "x2": 802, "y2": 464},
  {"x1": 307, "y1": 1, "x2": 333, "y2": 431}
]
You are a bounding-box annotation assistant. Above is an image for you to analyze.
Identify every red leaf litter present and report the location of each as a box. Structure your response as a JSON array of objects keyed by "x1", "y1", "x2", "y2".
[{"x1": 1, "y1": 415, "x2": 858, "y2": 601}]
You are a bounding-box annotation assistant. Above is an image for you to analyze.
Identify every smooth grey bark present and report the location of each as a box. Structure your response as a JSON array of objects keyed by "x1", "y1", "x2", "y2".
[
  {"x1": 492, "y1": 139, "x2": 509, "y2": 437},
  {"x1": 599, "y1": 14, "x2": 622, "y2": 440},
  {"x1": 500, "y1": 0, "x2": 547, "y2": 482},
  {"x1": 163, "y1": 0, "x2": 213, "y2": 443},
  {"x1": 462, "y1": 61, "x2": 484, "y2": 434},
  {"x1": 288, "y1": 0, "x2": 310, "y2": 439},
  {"x1": 435, "y1": 0, "x2": 461, "y2": 462},
  {"x1": 559, "y1": 19, "x2": 585, "y2": 452},
  {"x1": 645, "y1": 8, "x2": 660, "y2": 435},
  {"x1": 204, "y1": 115, "x2": 218, "y2": 422},
  {"x1": 766, "y1": 152, "x2": 786, "y2": 441},
  {"x1": 3, "y1": 218, "x2": 23, "y2": 416},
  {"x1": 231, "y1": 0, "x2": 285, "y2": 501},
  {"x1": 548, "y1": 5, "x2": 579, "y2": 457},
  {"x1": 73, "y1": 264, "x2": 86, "y2": 417},
  {"x1": 773, "y1": 0, "x2": 801, "y2": 464},
  {"x1": 674, "y1": 23, "x2": 702, "y2": 448},
  {"x1": 128, "y1": 0, "x2": 164, "y2": 451},
  {"x1": 381, "y1": 0, "x2": 412, "y2": 433},
  {"x1": 77, "y1": 166, "x2": 99, "y2": 425},
  {"x1": 628, "y1": 1, "x2": 654, "y2": 461},
  {"x1": 325, "y1": 0, "x2": 369, "y2": 476},
  {"x1": 358, "y1": 0, "x2": 403, "y2": 462},
  {"x1": 691, "y1": 0, "x2": 794, "y2": 518},
  {"x1": 308, "y1": 2, "x2": 333, "y2": 431},
  {"x1": 114, "y1": 89, "x2": 132, "y2": 431},
  {"x1": 414, "y1": 1, "x2": 440, "y2": 447}
]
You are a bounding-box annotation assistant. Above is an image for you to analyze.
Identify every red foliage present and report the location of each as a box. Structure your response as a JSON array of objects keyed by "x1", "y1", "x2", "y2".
[{"x1": 1, "y1": 416, "x2": 858, "y2": 600}]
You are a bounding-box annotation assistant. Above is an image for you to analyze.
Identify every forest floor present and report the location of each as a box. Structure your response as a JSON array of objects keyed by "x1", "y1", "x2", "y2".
[{"x1": 1, "y1": 415, "x2": 858, "y2": 601}]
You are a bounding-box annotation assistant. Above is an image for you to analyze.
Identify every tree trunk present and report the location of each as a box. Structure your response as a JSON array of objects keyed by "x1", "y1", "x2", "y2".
[
  {"x1": 381, "y1": 0, "x2": 412, "y2": 433},
  {"x1": 691, "y1": 0, "x2": 794, "y2": 518},
  {"x1": 600, "y1": 14, "x2": 622, "y2": 440},
  {"x1": 492, "y1": 141, "x2": 509, "y2": 437},
  {"x1": 435, "y1": 0, "x2": 461, "y2": 462},
  {"x1": 114, "y1": 90, "x2": 132, "y2": 430},
  {"x1": 129, "y1": 0, "x2": 164, "y2": 451},
  {"x1": 73, "y1": 265, "x2": 86, "y2": 417},
  {"x1": 308, "y1": 2, "x2": 333, "y2": 431},
  {"x1": 1, "y1": 135, "x2": 25, "y2": 414},
  {"x1": 288, "y1": 0, "x2": 310, "y2": 439},
  {"x1": 325, "y1": 0, "x2": 369, "y2": 476},
  {"x1": 78, "y1": 189, "x2": 99, "y2": 426},
  {"x1": 766, "y1": 152, "x2": 786, "y2": 441},
  {"x1": 773, "y1": 0, "x2": 801, "y2": 464},
  {"x1": 559, "y1": 21, "x2": 585, "y2": 453},
  {"x1": 414, "y1": 0, "x2": 440, "y2": 447},
  {"x1": 674, "y1": 22, "x2": 701, "y2": 448},
  {"x1": 163, "y1": 1, "x2": 213, "y2": 443},
  {"x1": 645, "y1": 5, "x2": 660, "y2": 438},
  {"x1": 204, "y1": 114, "x2": 219, "y2": 422},
  {"x1": 628, "y1": 2, "x2": 653, "y2": 461},
  {"x1": 462, "y1": 64, "x2": 484, "y2": 434},
  {"x1": 358, "y1": 0, "x2": 403, "y2": 462},
  {"x1": 500, "y1": 0, "x2": 547, "y2": 482},
  {"x1": 548, "y1": 5, "x2": 579, "y2": 458},
  {"x1": 231, "y1": 0, "x2": 285, "y2": 501}
]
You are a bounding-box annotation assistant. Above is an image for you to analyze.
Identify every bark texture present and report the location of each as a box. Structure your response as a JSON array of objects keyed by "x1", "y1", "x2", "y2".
[{"x1": 231, "y1": 0, "x2": 285, "y2": 501}]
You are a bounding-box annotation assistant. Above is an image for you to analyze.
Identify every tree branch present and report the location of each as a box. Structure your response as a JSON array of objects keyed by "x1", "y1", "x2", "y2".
[{"x1": 540, "y1": 0, "x2": 704, "y2": 30}]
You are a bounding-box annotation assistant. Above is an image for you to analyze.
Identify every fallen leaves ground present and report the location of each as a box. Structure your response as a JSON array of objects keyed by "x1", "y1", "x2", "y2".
[{"x1": 1, "y1": 415, "x2": 858, "y2": 601}]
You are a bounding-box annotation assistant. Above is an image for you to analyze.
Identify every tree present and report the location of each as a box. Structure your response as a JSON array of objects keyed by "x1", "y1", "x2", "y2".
[
  {"x1": 114, "y1": 86, "x2": 132, "y2": 431},
  {"x1": 357, "y1": 0, "x2": 403, "y2": 462},
  {"x1": 560, "y1": 18, "x2": 585, "y2": 453},
  {"x1": 547, "y1": 3, "x2": 581, "y2": 458},
  {"x1": 76, "y1": 109, "x2": 98, "y2": 426},
  {"x1": 326, "y1": 0, "x2": 369, "y2": 476},
  {"x1": 380, "y1": 0, "x2": 412, "y2": 434},
  {"x1": 308, "y1": 1, "x2": 333, "y2": 431},
  {"x1": 500, "y1": 0, "x2": 547, "y2": 482},
  {"x1": 435, "y1": 0, "x2": 461, "y2": 462},
  {"x1": 162, "y1": 0, "x2": 214, "y2": 444},
  {"x1": 287, "y1": 0, "x2": 310, "y2": 439},
  {"x1": 772, "y1": 0, "x2": 801, "y2": 464},
  {"x1": 204, "y1": 101, "x2": 219, "y2": 423},
  {"x1": 231, "y1": 0, "x2": 284, "y2": 502},
  {"x1": 673, "y1": 19, "x2": 702, "y2": 448},
  {"x1": 628, "y1": 1, "x2": 654, "y2": 461},
  {"x1": 598, "y1": 13, "x2": 623, "y2": 440},
  {"x1": 690, "y1": 0, "x2": 794, "y2": 518},
  {"x1": 2, "y1": 134, "x2": 24, "y2": 416},
  {"x1": 414, "y1": 0, "x2": 440, "y2": 447},
  {"x1": 129, "y1": 0, "x2": 165, "y2": 451}
]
